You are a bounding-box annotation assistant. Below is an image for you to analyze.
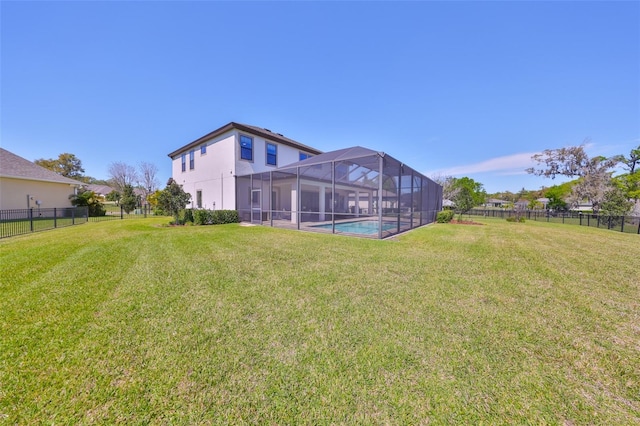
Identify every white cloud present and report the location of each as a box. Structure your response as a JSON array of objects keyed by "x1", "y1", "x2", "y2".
[{"x1": 428, "y1": 152, "x2": 539, "y2": 177}]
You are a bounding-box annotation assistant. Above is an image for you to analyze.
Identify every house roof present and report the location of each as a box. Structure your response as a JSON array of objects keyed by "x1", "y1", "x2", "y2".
[
  {"x1": 168, "y1": 122, "x2": 323, "y2": 158},
  {"x1": 0, "y1": 148, "x2": 84, "y2": 186},
  {"x1": 279, "y1": 146, "x2": 385, "y2": 169},
  {"x1": 85, "y1": 184, "x2": 116, "y2": 195}
]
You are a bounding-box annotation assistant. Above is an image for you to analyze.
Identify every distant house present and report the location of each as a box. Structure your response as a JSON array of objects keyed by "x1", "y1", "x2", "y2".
[
  {"x1": 536, "y1": 197, "x2": 549, "y2": 209},
  {"x1": 0, "y1": 148, "x2": 83, "y2": 210},
  {"x1": 85, "y1": 184, "x2": 116, "y2": 199},
  {"x1": 485, "y1": 198, "x2": 507, "y2": 208},
  {"x1": 514, "y1": 199, "x2": 529, "y2": 210}
]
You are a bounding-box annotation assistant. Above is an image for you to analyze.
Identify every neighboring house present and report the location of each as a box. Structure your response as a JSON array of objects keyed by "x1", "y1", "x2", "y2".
[
  {"x1": 0, "y1": 148, "x2": 83, "y2": 210},
  {"x1": 85, "y1": 184, "x2": 116, "y2": 199},
  {"x1": 485, "y1": 198, "x2": 507, "y2": 208},
  {"x1": 536, "y1": 197, "x2": 549, "y2": 209},
  {"x1": 514, "y1": 199, "x2": 529, "y2": 210},
  {"x1": 168, "y1": 122, "x2": 322, "y2": 210},
  {"x1": 572, "y1": 201, "x2": 594, "y2": 212}
]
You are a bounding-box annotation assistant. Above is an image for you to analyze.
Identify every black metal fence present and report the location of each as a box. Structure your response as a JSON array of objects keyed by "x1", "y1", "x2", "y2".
[
  {"x1": 0, "y1": 207, "x2": 89, "y2": 239},
  {"x1": 465, "y1": 209, "x2": 640, "y2": 234},
  {"x1": 1, "y1": 205, "x2": 155, "y2": 239},
  {"x1": 87, "y1": 205, "x2": 152, "y2": 222}
]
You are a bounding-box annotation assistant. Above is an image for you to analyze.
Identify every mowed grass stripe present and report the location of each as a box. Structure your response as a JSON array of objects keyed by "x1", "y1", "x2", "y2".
[{"x1": 1, "y1": 218, "x2": 638, "y2": 423}]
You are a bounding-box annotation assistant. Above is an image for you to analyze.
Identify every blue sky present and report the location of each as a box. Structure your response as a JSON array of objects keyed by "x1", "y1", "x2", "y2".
[{"x1": 2, "y1": 1, "x2": 638, "y2": 193}]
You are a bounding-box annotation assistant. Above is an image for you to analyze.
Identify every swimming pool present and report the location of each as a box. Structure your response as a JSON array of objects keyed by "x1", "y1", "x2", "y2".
[{"x1": 311, "y1": 220, "x2": 398, "y2": 235}]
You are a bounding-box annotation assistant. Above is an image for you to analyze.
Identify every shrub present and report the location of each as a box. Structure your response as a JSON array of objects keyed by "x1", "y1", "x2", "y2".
[
  {"x1": 186, "y1": 209, "x2": 239, "y2": 226},
  {"x1": 211, "y1": 210, "x2": 239, "y2": 224},
  {"x1": 183, "y1": 208, "x2": 194, "y2": 224},
  {"x1": 193, "y1": 209, "x2": 212, "y2": 225},
  {"x1": 506, "y1": 216, "x2": 525, "y2": 223},
  {"x1": 437, "y1": 210, "x2": 455, "y2": 223}
]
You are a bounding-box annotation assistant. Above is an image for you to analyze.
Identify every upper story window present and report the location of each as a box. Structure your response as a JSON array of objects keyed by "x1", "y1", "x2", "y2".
[
  {"x1": 266, "y1": 143, "x2": 277, "y2": 166},
  {"x1": 189, "y1": 150, "x2": 195, "y2": 170},
  {"x1": 299, "y1": 152, "x2": 312, "y2": 161},
  {"x1": 181, "y1": 153, "x2": 186, "y2": 172},
  {"x1": 201, "y1": 145, "x2": 207, "y2": 155},
  {"x1": 240, "y1": 135, "x2": 253, "y2": 161}
]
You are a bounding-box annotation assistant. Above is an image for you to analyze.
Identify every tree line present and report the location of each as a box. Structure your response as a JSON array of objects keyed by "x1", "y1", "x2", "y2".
[
  {"x1": 34, "y1": 153, "x2": 163, "y2": 215},
  {"x1": 434, "y1": 142, "x2": 639, "y2": 218}
]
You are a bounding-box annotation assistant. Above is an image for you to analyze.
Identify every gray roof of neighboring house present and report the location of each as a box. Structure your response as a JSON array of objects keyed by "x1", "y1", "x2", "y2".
[
  {"x1": 168, "y1": 122, "x2": 323, "y2": 158},
  {"x1": 0, "y1": 148, "x2": 84, "y2": 186},
  {"x1": 85, "y1": 184, "x2": 116, "y2": 195}
]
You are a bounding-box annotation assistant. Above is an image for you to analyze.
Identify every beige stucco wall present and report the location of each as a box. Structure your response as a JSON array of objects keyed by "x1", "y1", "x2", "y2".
[{"x1": 0, "y1": 177, "x2": 77, "y2": 210}]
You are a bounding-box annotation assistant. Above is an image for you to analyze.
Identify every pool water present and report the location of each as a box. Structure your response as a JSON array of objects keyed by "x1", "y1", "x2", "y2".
[{"x1": 312, "y1": 220, "x2": 398, "y2": 235}]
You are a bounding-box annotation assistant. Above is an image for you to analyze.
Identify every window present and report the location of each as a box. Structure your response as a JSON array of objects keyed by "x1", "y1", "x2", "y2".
[
  {"x1": 181, "y1": 153, "x2": 186, "y2": 172},
  {"x1": 201, "y1": 145, "x2": 207, "y2": 155},
  {"x1": 189, "y1": 150, "x2": 195, "y2": 170},
  {"x1": 299, "y1": 152, "x2": 312, "y2": 161},
  {"x1": 266, "y1": 143, "x2": 277, "y2": 166},
  {"x1": 240, "y1": 135, "x2": 253, "y2": 161},
  {"x1": 196, "y1": 190, "x2": 202, "y2": 208}
]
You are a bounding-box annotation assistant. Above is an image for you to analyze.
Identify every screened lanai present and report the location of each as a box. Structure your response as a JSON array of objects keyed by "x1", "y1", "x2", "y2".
[{"x1": 236, "y1": 146, "x2": 443, "y2": 239}]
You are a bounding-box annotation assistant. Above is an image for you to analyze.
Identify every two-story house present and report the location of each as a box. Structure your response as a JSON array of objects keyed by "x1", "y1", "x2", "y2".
[{"x1": 168, "y1": 122, "x2": 322, "y2": 210}]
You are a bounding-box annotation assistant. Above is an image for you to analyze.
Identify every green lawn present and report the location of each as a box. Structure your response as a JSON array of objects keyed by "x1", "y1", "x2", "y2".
[{"x1": 1, "y1": 218, "x2": 638, "y2": 423}]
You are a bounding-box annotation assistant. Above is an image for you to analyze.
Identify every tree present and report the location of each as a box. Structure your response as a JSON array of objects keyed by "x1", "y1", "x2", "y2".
[
  {"x1": 69, "y1": 189, "x2": 106, "y2": 217},
  {"x1": 157, "y1": 178, "x2": 191, "y2": 224},
  {"x1": 615, "y1": 172, "x2": 640, "y2": 201},
  {"x1": 450, "y1": 177, "x2": 486, "y2": 219},
  {"x1": 138, "y1": 162, "x2": 159, "y2": 200},
  {"x1": 35, "y1": 153, "x2": 85, "y2": 179},
  {"x1": 526, "y1": 144, "x2": 620, "y2": 212},
  {"x1": 108, "y1": 162, "x2": 138, "y2": 192},
  {"x1": 120, "y1": 184, "x2": 138, "y2": 214},
  {"x1": 600, "y1": 186, "x2": 633, "y2": 217},
  {"x1": 452, "y1": 186, "x2": 475, "y2": 220},
  {"x1": 431, "y1": 175, "x2": 457, "y2": 202},
  {"x1": 147, "y1": 190, "x2": 163, "y2": 214},
  {"x1": 615, "y1": 144, "x2": 640, "y2": 204},
  {"x1": 105, "y1": 190, "x2": 121, "y2": 205},
  {"x1": 545, "y1": 184, "x2": 570, "y2": 211},
  {"x1": 621, "y1": 145, "x2": 640, "y2": 174}
]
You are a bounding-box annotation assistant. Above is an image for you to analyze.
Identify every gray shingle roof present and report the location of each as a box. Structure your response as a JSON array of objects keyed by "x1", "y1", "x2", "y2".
[
  {"x1": 85, "y1": 184, "x2": 117, "y2": 195},
  {"x1": 0, "y1": 148, "x2": 84, "y2": 185}
]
